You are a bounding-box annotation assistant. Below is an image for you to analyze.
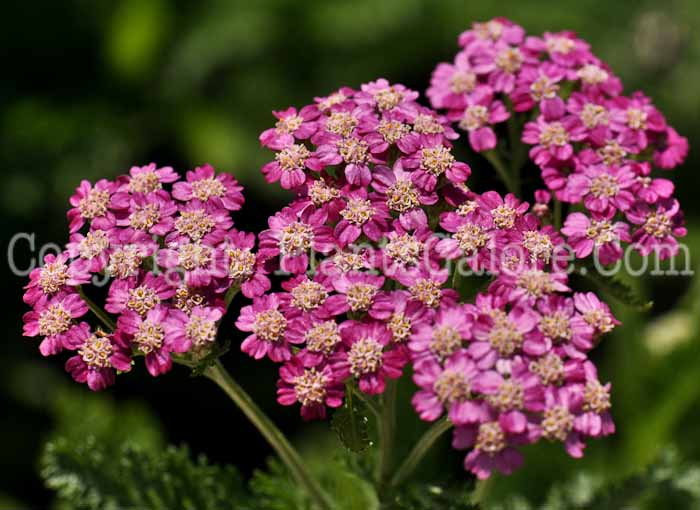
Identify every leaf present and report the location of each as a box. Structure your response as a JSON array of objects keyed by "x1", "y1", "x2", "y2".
[
  {"x1": 41, "y1": 437, "x2": 247, "y2": 510},
  {"x1": 579, "y1": 265, "x2": 653, "y2": 311},
  {"x1": 331, "y1": 393, "x2": 372, "y2": 453}
]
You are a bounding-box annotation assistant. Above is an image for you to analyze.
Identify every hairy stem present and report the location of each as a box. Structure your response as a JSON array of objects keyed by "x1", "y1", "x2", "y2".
[
  {"x1": 205, "y1": 361, "x2": 334, "y2": 510},
  {"x1": 376, "y1": 379, "x2": 397, "y2": 489},
  {"x1": 483, "y1": 150, "x2": 518, "y2": 195},
  {"x1": 78, "y1": 286, "x2": 116, "y2": 331},
  {"x1": 390, "y1": 417, "x2": 453, "y2": 488}
]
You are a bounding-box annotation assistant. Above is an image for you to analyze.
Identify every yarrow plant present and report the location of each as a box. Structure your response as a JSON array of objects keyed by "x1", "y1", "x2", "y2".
[{"x1": 22, "y1": 17, "x2": 688, "y2": 509}]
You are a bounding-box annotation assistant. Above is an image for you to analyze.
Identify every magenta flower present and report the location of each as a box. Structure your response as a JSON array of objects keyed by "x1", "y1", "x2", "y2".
[
  {"x1": 527, "y1": 31, "x2": 592, "y2": 69},
  {"x1": 567, "y1": 164, "x2": 635, "y2": 213},
  {"x1": 277, "y1": 357, "x2": 344, "y2": 420},
  {"x1": 573, "y1": 362, "x2": 615, "y2": 438},
  {"x1": 105, "y1": 272, "x2": 176, "y2": 316},
  {"x1": 258, "y1": 205, "x2": 335, "y2": 274},
  {"x1": 510, "y1": 64, "x2": 566, "y2": 116},
  {"x1": 158, "y1": 241, "x2": 228, "y2": 288},
  {"x1": 22, "y1": 292, "x2": 89, "y2": 356},
  {"x1": 220, "y1": 229, "x2": 270, "y2": 299},
  {"x1": 403, "y1": 141, "x2": 471, "y2": 191},
  {"x1": 378, "y1": 227, "x2": 440, "y2": 277},
  {"x1": 370, "y1": 289, "x2": 432, "y2": 344},
  {"x1": 476, "y1": 357, "x2": 545, "y2": 416},
  {"x1": 536, "y1": 295, "x2": 595, "y2": 359},
  {"x1": 630, "y1": 162, "x2": 674, "y2": 204},
  {"x1": 371, "y1": 161, "x2": 438, "y2": 230},
  {"x1": 562, "y1": 211, "x2": 630, "y2": 264},
  {"x1": 119, "y1": 163, "x2": 179, "y2": 195},
  {"x1": 334, "y1": 190, "x2": 390, "y2": 246},
  {"x1": 259, "y1": 106, "x2": 319, "y2": 150},
  {"x1": 458, "y1": 18, "x2": 525, "y2": 49},
  {"x1": 539, "y1": 386, "x2": 587, "y2": 458},
  {"x1": 315, "y1": 135, "x2": 379, "y2": 187},
  {"x1": 573, "y1": 292, "x2": 620, "y2": 336},
  {"x1": 435, "y1": 209, "x2": 493, "y2": 270},
  {"x1": 490, "y1": 268, "x2": 570, "y2": 306},
  {"x1": 412, "y1": 350, "x2": 486, "y2": 425},
  {"x1": 452, "y1": 414, "x2": 530, "y2": 480},
  {"x1": 65, "y1": 229, "x2": 113, "y2": 274},
  {"x1": 426, "y1": 52, "x2": 479, "y2": 109},
  {"x1": 288, "y1": 317, "x2": 343, "y2": 367},
  {"x1": 164, "y1": 305, "x2": 223, "y2": 354},
  {"x1": 331, "y1": 320, "x2": 405, "y2": 395},
  {"x1": 166, "y1": 199, "x2": 233, "y2": 245},
  {"x1": 280, "y1": 274, "x2": 344, "y2": 319},
  {"x1": 522, "y1": 114, "x2": 586, "y2": 166},
  {"x1": 235, "y1": 293, "x2": 301, "y2": 362},
  {"x1": 608, "y1": 92, "x2": 666, "y2": 150},
  {"x1": 67, "y1": 179, "x2": 118, "y2": 233},
  {"x1": 355, "y1": 78, "x2": 419, "y2": 115},
  {"x1": 627, "y1": 198, "x2": 687, "y2": 259},
  {"x1": 396, "y1": 267, "x2": 458, "y2": 311},
  {"x1": 118, "y1": 305, "x2": 185, "y2": 377},
  {"x1": 331, "y1": 272, "x2": 384, "y2": 314},
  {"x1": 469, "y1": 305, "x2": 539, "y2": 369},
  {"x1": 64, "y1": 323, "x2": 132, "y2": 391},
  {"x1": 262, "y1": 142, "x2": 320, "y2": 190},
  {"x1": 23, "y1": 252, "x2": 90, "y2": 307},
  {"x1": 653, "y1": 127, "x2": 688, "y2": 169},
  {"x1": 448, "y1": 88, "x2": 510, "y2": 152},
  {"x1": 172, "y1": 163, "x2": 244, "y2": 211},
  {"x1": 409, "y1": 305, "x2": 472, "y2": 365},
  {"x1": 115, "y1": 191, "x2": 177, "y2": 237}
]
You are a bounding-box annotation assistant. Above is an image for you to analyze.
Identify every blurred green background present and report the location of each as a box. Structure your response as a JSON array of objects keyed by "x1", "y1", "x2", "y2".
[{"x1": 2, "y1": 0, "x2": 700, "y2": 508}]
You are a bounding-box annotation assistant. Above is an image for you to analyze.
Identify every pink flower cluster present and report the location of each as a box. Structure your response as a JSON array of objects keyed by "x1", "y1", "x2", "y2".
[
  {"x1": 428, "y1": 17, "x2": 688, "y2": 262},
  {"x1": 245, "y1": 78, "x2": 619, "y2": 477},
  {"x1": 23, "y1": 163, "x2": 270, "y2": 390},
  {"x1": 21, "y1": 19, "x2": 689, "y2": 483}
]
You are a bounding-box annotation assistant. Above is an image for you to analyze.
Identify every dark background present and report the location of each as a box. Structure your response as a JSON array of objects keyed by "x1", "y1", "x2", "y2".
[{"x1": 2, "y1": 0, "x2": 700, "y2": 507}]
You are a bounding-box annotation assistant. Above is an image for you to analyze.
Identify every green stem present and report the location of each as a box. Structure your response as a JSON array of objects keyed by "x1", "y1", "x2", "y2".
[
  {"x1": 483, "y1": 150, "x2": 518, "y2": 195},
  {"x1": 78, "y1": 286, "x2": 116, "y2": 331},
  {"x1": 205, "y1": 361, "x2": 334, "y2": 510},
  {"x1": 553, "y1": 199, "x2": 563, "y2": 230},
  {"x1": 349, "y1": 385, "x2": 381, "y2": 420},
  {"x1": 376, "y1": 379, "x2": 397, "y2": 488},
  {"x1": 390, "y1": 418, "x2": 453, "y2": 488}
]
